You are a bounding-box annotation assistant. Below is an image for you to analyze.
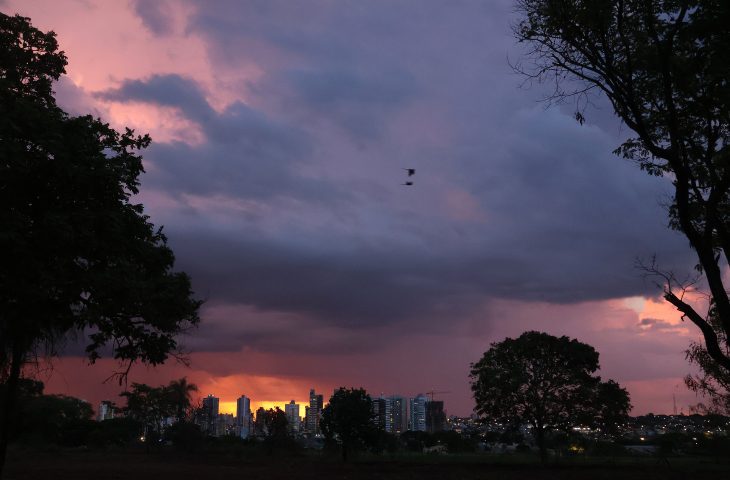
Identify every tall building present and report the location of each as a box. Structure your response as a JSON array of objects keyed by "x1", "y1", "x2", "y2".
[
  {"x1": 97, "y1": 400, "x2": 115, "y2": 422},
  {"x1": 425, "y1": 400, "x2": 446, "y2": 433},
  {"x1": 409, "y1": 394, "x2": 427, "y2": 432},
  {"x1": 306, "y1": 389, "x2": 323, "y2": 435},
  {"x1": 372, "y1": 397, "x2": 387, "y2": 430},
  {"x1": 285, "y1": 400, "x2": 300, "y2": 433},
  {"x1": 202, "y1": 394, "x2": 220, "y2": 435},
  {"x1": 385, "y1": 395, "x2": 408, "y2": 433},
  {"x1": 236, "y1": 395, "x2": 252, "y2": 438}
]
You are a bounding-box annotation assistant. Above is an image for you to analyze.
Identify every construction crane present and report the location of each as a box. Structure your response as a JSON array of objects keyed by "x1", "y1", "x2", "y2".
[{"x1": 425, "y1": 390, "x2": 451, "y2": 402}]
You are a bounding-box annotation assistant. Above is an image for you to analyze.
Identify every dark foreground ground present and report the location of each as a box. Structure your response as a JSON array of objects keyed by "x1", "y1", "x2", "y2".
[{"x1": 4, "y1": 449, "x2": 729, "y2": 480}]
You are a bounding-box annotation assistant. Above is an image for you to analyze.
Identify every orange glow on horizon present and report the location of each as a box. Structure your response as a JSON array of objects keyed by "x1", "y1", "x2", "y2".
[{"x1": 219, "y1": 399, "x2": 309, "y2": 418}]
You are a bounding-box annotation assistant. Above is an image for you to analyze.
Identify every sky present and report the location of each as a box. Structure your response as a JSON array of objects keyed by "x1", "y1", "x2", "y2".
[{"x1": 4, "y1": 0, "x2": 713, "y2": 417}]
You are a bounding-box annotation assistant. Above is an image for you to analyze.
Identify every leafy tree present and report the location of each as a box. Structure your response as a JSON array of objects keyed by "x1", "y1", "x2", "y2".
[
  {"x1": 470, "y1": 331, "x2": 630, "y2": 462},
  {"x1": 164, "y1": 377, "x2": 198, "y2": 423},
  {"x1": 684, "y1": 318, "x2": 730, "y2": 415},
  {"x1": 513, "y1": 0, "x2": 730, "y2": 383},
  {"x1": 0, "y1": 13, "x2": 200, "y2": 475},
  {"x1": 593, "y1": 379, "x2": 632, "y2": 435},
  {"x1": 321, "y1": 387, "x2": 378, "y2": 461},
  {"x1": 121, "y1": 383, "x2": 170, "y2": 438},
  {"x1": 685, "y1": 309, "x2": 730, "y2": 414},
  {"x1": 120, "y1": 378, "x2": 198, "y2": 438},
  {"x1": 262, "y1": 407, "x2": 289, "y2": 440},
  {"x1": 260, "y1": 407, "x2": 296, "y2": 454},
  {"x1": 19, "y1": 394, "x2": 95, "y2": 446}
]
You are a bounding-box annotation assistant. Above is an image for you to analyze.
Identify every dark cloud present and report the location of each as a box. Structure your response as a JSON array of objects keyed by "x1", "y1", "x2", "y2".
[
  {"x1": 130, "y1": 0, "x2": 174, "y2": 35},
  {"x1": 98, "y1": 75, "x2": 213, "y2": 122},
  {"x1": 639, "y1": 318, "x2": 684, "y2": 332},
  {"x1": 98, "y1": 74, "x2": 347, "y2": 203},
  {"x1": 91, "y1": 0, "x2": 696, "y2": 357},
  {"x1": 255, "y1": 66, "x2": 417, "y2": 140}
]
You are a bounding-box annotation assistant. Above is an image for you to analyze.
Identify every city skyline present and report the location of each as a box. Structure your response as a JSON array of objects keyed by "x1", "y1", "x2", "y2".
[{"x1": 2, "y1": 0, "x2": 710, "y2": 417}]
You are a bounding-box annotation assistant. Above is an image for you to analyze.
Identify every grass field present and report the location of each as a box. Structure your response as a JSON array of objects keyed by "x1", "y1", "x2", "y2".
[{"x1": 4, "y1": 449, "x2": 729, "y2": 480}]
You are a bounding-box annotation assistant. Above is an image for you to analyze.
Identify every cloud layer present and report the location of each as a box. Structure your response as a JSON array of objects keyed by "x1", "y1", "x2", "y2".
[{"x1": 5, "y1": 0, "x2": 704, "y2": 414}]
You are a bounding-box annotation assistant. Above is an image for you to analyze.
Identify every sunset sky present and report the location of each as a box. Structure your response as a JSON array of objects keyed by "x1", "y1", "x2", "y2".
[{"x1": 4, "y1": 0, "x2": 712, "y2": 417}]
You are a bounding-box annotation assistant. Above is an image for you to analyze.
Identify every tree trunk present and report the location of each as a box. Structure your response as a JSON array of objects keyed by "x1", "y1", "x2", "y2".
[{"x1": 0, "y1": 343, "x2": 24, "y2": 478}]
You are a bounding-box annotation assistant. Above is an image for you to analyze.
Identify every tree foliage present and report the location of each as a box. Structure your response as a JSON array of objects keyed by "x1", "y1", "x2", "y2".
[
  {"x1": 594, "y1": 379, "x2": 632, "y2": 434},
  {"x1": 685, "y1": 307, "x2": 730, "y2": 414},
  {"x1": 120, "y1": 378, "x2": 199, "y2": 436},
  {"x1": 470, "y1": 331, "x2": 630, "y2": 461},
  {"x1": 165, "y1": 377, "x2": 199, "y2": 423},
  {"x1": 321, "y1": 387, "x2": 378, "y2": 461},
  {"x1": 513, "y1": 0, "x2": 730, "y2": 376},
  {"x1": 0, "y1": 12, "x2": 200, "y2": 474},
  {"x1": 262, "y1": 407, "x2": 289, "y2": 440}
]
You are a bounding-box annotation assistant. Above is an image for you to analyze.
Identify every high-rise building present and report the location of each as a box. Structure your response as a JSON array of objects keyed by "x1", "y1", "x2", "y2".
[
  {"x1": 217, "y1": 413, "x2": 235, "y2": 436},
  {"x1": 372, "y1": 397, "x2": 387, "y2": 430},
  {"x1": 409, "y1": 394, "x2": 427, "y2": 432},
  {"x1": 97, "y1": 400, "x2": 115, "y2": 422},
  {"x1": 385, "y1": 395, "x2": 408, "y2": 433},
  {"x1": 284, "y1": 400, "x2": 300, "y2": 433},
  {"x1": 306, "y1": 389, "x2": 323, "y2": 435},
  {"x1": 236, "y1": 395, "x2": 252, "y2": 438},
  {"x1": 425, "y1": 400, "x2": 446, "y2": 433},
  {"x1": 202, "y1": 394, "x2": 220, "y2": 435}
]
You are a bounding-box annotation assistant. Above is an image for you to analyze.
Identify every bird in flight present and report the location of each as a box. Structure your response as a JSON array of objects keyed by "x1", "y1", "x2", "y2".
[
  {"x1": 403, "y1": 168, "x2": 416, "y2": 176},
  {"x1": 402, "y1": 181, "x2": 413, "y2": 186}
]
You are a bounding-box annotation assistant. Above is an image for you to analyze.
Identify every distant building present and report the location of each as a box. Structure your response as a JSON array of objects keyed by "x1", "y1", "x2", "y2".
[
  {"x1": 98, "y1": 400, "x2": 115, "y2": 422},
  {"x1": 372, "y1": 397, "x2": 387, "y2": 430},
  {"x1": 216, "y1": 413, "x2": 235, "y2": 436},
  {"x1": 306, "y1": 389, "x2": 323, "y2": 435},
  {"x1": 409, "y1": 394, "x2": 427, "y2": 432},
  {"x1": 385, "y1": 395, "x2": 408, "y2": 433},
  {"x1": 285, "y1": 400, "x2": 300, "y2": 433},
  {"x1": 202, "y1": 394, "x2": 220, "y2": 435},
  {"x1": 426, "y1": 400, "x2": 446, "y2": 433},
  {"x1": 236, "y1": 395, "x2": 252, "y2": 438}
]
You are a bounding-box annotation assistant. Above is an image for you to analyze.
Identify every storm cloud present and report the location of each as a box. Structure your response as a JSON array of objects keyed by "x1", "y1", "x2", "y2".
[
  {"x1": 4, "y1": 0, "x2": 705, "y2": 414},
  {"x1": 93, "y1": 0, "x2": 696, "y2": 353}
]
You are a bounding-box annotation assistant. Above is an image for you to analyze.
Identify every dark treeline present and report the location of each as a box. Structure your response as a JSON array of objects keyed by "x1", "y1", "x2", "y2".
[{"x1": 5, "y1": 378, "x2": 730, "y2": 462}]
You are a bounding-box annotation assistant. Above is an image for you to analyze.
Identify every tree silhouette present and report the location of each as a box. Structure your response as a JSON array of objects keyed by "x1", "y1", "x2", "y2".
[
  {"x1": 513, "y1": 0, "x2": 730, "y2": 378},
  {"x1": 470, "y1": 331, "x2": 630, "y2": 462},
  {"x1": 262, "y1": 407, "x2": 289, "y2": 440},
  {"x1": 165, "y1": 377, "x2": 199, "y2": 423},
  {"x1": 321, "y1": 387, "x2": 377, "y2": 461},
  {"x1": 593, "y1": 379, "x2": 632, "y2": 435},
  {"x1": 685, "y1": 306, "x2": 730, "y2": 414},
  {"x1": 121, "y1": 383, "x2": 170, "y2": 439},
  {"x1": 0, "y1": 13, "x2": 200, "y2": 475},
  {"x1": 120, "y1": 378, "x2": 199, "y2": 438}
]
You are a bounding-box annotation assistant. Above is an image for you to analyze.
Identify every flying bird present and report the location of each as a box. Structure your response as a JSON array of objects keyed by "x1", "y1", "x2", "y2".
[
  {"x1": 403, "y1": 168, "x2": 416, "y2": 176},
  {"x1": 402, "y1": 181, "x2": 413, "y2": 186}
]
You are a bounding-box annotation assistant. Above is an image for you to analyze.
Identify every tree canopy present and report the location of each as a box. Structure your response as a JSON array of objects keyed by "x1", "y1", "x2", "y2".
[
  {"x1": 0, "y1": 12, "x2": 200, "y2": 475},
  {"x1": 470, "y1": 331, "x2": 630, "y2": 462},
  {"x1": 321, "y1": 387, "x2": 378, "y2": 461},
  {"x1": 513, "y1": 0, "x2": 730, "y2": 380}
]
